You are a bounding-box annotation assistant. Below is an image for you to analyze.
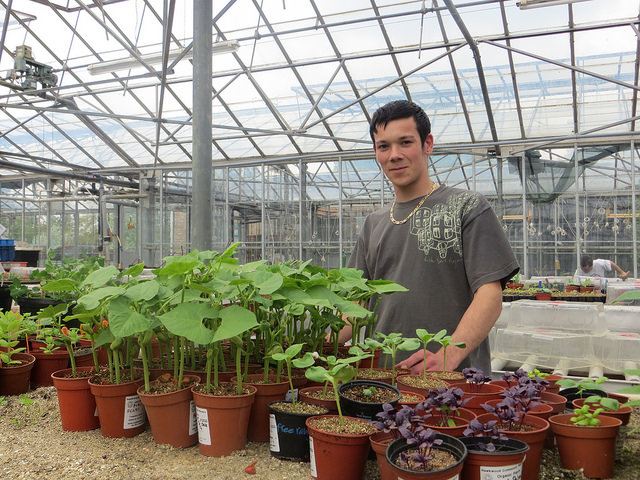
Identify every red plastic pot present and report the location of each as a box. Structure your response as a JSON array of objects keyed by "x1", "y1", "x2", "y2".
[
  {"x1": 89, "y1": 376, "x2": 146, "y2": 438},
  {"x1": 51, "y1": 366, "x2": 99, "y2": 431},
  {"x1": 0, "y1": 352, "x2": 35, "y2": 396}
]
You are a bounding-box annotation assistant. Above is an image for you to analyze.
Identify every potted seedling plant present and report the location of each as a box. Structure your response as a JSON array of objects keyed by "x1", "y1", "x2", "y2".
[
  {"x1": 549, "y1": 398, "x2": 623, "y2": 478},
  {"x1": 556, "y1": 376, "x2": 608, "y2": 409},
  {"x1": 375, "y1": 332, "x2": 420, "y2": 387},
  {"x1": 475, "y1": 379, "x2": 551, "y2": 480},
  {"x1": 0, "y1": 310, "x2": 35, "y2": 396},
  {"x1": 304, "y1": 351, "x2": 377, "y2": 480},
  {"x1": 418, "y1": 386, "x2": 475, "y2": 437},
  {"x1": 267, "y1": 343, "x2": 328, "y2": 461}
]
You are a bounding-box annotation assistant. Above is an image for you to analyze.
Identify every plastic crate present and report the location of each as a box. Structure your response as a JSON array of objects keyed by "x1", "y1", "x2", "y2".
[
  {"x1": 597, "y1": 332, "x2": 640, "y2": 372},
  {"x1": 508, "y1": 299, "x2": 606, "y2": 334},
  {"x1": 0, "y1": 239, "x2": 15, "y2": 262},
  {"x1": 493, "y1": 328, "x2": 598, "y2": 370}
]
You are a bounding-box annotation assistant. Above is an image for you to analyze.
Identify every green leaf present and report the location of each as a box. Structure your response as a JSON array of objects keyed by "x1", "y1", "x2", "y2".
[
  {"x1": 158, "y1": 302, "x2": 216, "y2": 344},
  {"x1": 212, "y1": 305, "x2": 258, "y2": 342},
  {"x1": 121, "y1": 263, "x2": 145, "y2": 278},
  {"x1": 242, "y1": 270, "x2": 283, "y2": 295},
  {"x1": 107, "y1": 296, "x2": 156, "y2": 337},
  {"x1": 305, "y1": 366, "x2": 331, "y2": 384},
  {"x1": 78, "y1": 286, "x2": 125, "y2": 311},
  {"x1": 367, "y1": 279, "x2": 409, "y2": 294},
  {"x1": 152, "y1": 260, "x2": 200, "y2": 278},
  {"x1": 292, "y1": 352, "x2": 315, "y2": 369},
  {"x1": 81, "y1": 265, "x2": 119, "y2": 288},
  {"x1": 42, "y1": 279, "x2": 77, "y2": 292},
  {"x1": 125, "y1": 280, "x2": 160, "y2": 302}
]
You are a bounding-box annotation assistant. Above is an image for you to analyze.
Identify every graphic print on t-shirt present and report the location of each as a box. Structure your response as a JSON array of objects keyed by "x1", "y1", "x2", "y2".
[{"x1": 410, "y1": 191, "x2": 479, "y2": 263}]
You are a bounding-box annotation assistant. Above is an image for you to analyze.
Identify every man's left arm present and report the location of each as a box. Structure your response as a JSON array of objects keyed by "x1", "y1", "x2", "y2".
[{"x1": 398, "y1": 280, "x2": 503, "y2": 373}]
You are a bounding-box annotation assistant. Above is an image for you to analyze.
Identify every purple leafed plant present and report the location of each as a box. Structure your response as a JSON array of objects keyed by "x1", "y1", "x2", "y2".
[
  {"x1": 373, "y1": 403, "x2": 413, "y2": 439},
  {"x1": 462, "y1": 418, "x2": 508, "y2": 451},
  {"x1": 481, "y1": 378, "x2": 543, "y2": 431},
  {"x1": 420, "y1": 386, "x2": 468, "y2": 427},
  {"x1": 462, "y1": 367, "x2": 493, "y2": 392},
  {"x1": 396, "y1": 426, "x2": 443, "y2": 471}
]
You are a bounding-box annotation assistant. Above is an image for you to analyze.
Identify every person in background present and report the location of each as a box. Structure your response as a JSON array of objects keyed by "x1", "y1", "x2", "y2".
[
  {"x1": 575, "y1": 254, "x2": 629, "y2": 280},
  {"x1": 338, "y1": 100, "x2": 519, "y2": 376}
]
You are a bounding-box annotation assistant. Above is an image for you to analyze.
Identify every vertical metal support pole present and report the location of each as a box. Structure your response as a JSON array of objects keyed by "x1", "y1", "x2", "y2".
[
  {"x1": 554, "y1": 201, "x2": 559, "y2": 275},
  {"x1": 574, "y1": 143, "x2": 581, "y2": 269},
  {"x1": 472, "y1": 154, "x2": 477, "y2": 191},
  {"x1": 21, "y1": 179, "x2": 25, "y2": 242},
  {"x1": 61, "y1": 196, "x2": 65, "y2": 259},
  {"x1": 521, "y1": 153, "x2": 527, "y2": 278},
  {"x1": 137, "y1": 174, "x2": 143, "y2": 263},
  {"x1": 496, "y1": 156, "x2": 504, "y2": 222},
  {"x1": 338, "y1": 156, "x2": 343, "y2": 267},
  {"x1": 299, "y1": 158, "x2": 303, "y2": 260},
  {"x1": 159, "y1": 171, "x2": 164, "y2": 260},
  {"x1": 46, "y1": 179, "x2": 52, "y2": 254},
  {"x1": 74, "y1": 201, "x2": 79, "y2": 260},
  {"x1": 225, "y1": 167, "x2": 230, "y2": 245},
  {"x1": 261, "y1": 164, "x2": 266, "y2": 260},
  {"x1": 631, "y1": 141, "x2": 638, "y2": 278},
  {"x1": 191, "y1": 0, "x2": 212, "y2": 252}
]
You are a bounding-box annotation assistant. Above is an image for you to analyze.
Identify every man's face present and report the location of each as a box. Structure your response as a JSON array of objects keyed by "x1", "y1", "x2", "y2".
[
  {"x1": 373, "y1": 117, "x2": 433, "y2": 197},
  {"x1": 583, "y1": 265, "x2": 593, "y2": 273}
]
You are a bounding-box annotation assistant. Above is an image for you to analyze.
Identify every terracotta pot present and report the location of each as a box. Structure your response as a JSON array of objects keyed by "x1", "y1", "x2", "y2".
[
  {"x1": 51, "y1": 366, "x2": 99, "y2": 431},
  {"x1": 89, "y1": 376, "x2": 146, "y2": 438},
  {"x1": 427, "y1": 371, "x2": 467, "y2": 386},
  {"x1": 359, "y1": 348, "x2": 382, "y2": 369},
  {"x1": 460, "y1": 437, "x2": 529, "y2": 480},
  {"x1": 418, "y1": 407, "x2": 476, "y2": 438},
  {"x1": 398, "y1": 390, "x2": 425, "y2": 409},
  {"x1": 0, "y1": 352, "x2": 35, "y2": 395},
  {"x1": 370, "y1": 431, "x2": 399, "y2": 480},
  {"x1": 239, "y1": 373, "x2": 290, "y2": 442},
  {"x1": 558, "y1": 387, "x2": 606, "y2": 410},
  {"x1": 191, "y1": 383, "x2": 257, "y2": 457},
  {"x1": 356, "y1": 367, "x2": 394, "y2": 385},
  {"x1": 476, "y1": 413, "x2": 549, "y2": 480},
  {"x1": 541, "y1": 374, "x2": 563, "y2": 394},
  {"x1": 306, "y1": 414, "x2": 374, "y2": 480},
  {"x1": 386, "y1": 435, "x2": 467, "y2": 480},
  {"x1": 540, "y1": 391, "x2": 568, "y2": 448},
  {"x1": 535, "y1": 292, "x2": 551, "y2": 301},
  {"x1": 566, "y1": 285, "x2": 580, "y2": 292},
  {"x1": 549, "y1": 413, "x2": 621, "y2": 478},
  {"x1": 267, "y1": 400, "x2": 329, "y2": 462},
  {"x1": 137, "y1": 376, "x2": 200, "y2": 448},
  {"x1": 571, "y1": 397, "x2": 632, "y2": 426},
  {"x1": 30, "y1": 348, "x2": 69, "y2": 388},
  {"x1": 299, "y1": 386, "x2": 338, "y2": 414},
  {"x1": 77, "y1": 338, "x2": 109, "y2": 366},
  {"x1": 395, "y1": 374, "x2": 450, "y2": 397},
  {"x1": 458, "y1": 383, "x2": 506, "y2": 416},
  {"x1": 483, "y1": 398, "x2": 554, "y2": 423}
]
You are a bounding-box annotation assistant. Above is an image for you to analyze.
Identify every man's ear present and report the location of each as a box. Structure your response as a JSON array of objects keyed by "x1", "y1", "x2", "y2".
[{"x1": 423, "y1": 133, "x2": 434, "y2": 156}]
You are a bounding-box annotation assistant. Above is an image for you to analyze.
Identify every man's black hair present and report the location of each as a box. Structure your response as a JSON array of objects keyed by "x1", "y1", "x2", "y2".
[
  {"x1": 369, "y1": 100, "x2": 431, "y2": 146},
  {"x1": 580, "y1": 255, "x2": 594, "y2": 269}
]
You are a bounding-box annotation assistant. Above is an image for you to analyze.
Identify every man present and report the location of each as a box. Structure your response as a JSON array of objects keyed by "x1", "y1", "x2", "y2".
[
  {"x1": 342, "y1": 100, "x2": 518, "y2": 375},
  {"x1": 575, "y1": 254, "x2": 629, "y2": 280}
]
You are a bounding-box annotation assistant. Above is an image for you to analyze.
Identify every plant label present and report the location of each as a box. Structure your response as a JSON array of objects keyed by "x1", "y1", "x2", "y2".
[
  {"x1": 196, "y1": 406, "x2": 211, "y2": 445},
  {"x1": 123, "y1": 395, "x2": 145, "y2": 429},
  {"x1": 480, "y1": 462, "x2": 523, "y2": 480},
  {"x1": 189, "y1": 400, "x2": 197, "y2": 436},
  {"x1": 285, "y1": 388, "x2": 298, "y2": 402},
  {"x1": 309, "y1": 437, "x2": 317, "y2": 478},
  {"x1": 398, "y1": 477, "x2": 459, "y2": 480},
  {"x1": 269, "y1": 414, "x2": 280, "y2": 452}
]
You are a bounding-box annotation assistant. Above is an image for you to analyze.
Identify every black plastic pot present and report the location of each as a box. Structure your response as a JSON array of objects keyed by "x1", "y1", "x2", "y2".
[
  {"x1": 558, "y1": 387, "x2": 606, "y2": 410},
  {"x1": 386, "y1": 434, "x2": 467, "y2": 478},
  {"x1": 0, "y1": 286, "x2": 12, "y2": 311},
  {"x1": 338, "y1": 379, "x2": 401, "y2": 421},
  {"x1": 267, "y1": 400, "x2": 329, "y2": 462}
]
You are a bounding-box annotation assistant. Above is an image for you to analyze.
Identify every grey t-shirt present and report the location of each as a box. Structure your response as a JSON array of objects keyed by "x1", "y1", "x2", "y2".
[{"x1": 348, "y1": 185, "x2": 519, "y2": 374}]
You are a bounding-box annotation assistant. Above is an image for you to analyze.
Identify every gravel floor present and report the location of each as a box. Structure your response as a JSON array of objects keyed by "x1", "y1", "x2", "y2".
[{"x1": 0, "y1": 387, "x2": 638, "y2": 480}]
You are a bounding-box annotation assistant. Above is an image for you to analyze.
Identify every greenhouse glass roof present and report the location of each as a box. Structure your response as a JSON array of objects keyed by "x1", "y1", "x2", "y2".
[{"x1": 0, "y1": 0, "x2": 637, "y2": 179}]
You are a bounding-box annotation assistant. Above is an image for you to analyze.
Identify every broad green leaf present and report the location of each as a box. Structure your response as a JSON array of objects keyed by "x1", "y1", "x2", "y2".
[
  {"x1": 125, "y1": 280, "x2": 160, "y2": 302},
  {"x1": 78, "y1": 286, "x2": 125, "y2": 310},
  {"x1": 94, "y1": 327, "x2": 114, "y2": 348},
  {"x1": 121, "y1": 263, "x2": 145, "y2": 278},
  {"x1": 212, "y1": 305, "x2": 257, "y2": 342},
  {"x1": 242, "y1": 269, "x2": 283, "y2": 295},
  {"x1": 292, "y1": 352, "x2": 315, "y2": 369},
  {"x1": 367, "y1": 279, "x2": 409, "y2": 294},
  {"x1": 81, "y1": 265, "x2": 119, "y2": 288},
  {"x1": 158, "y1": 302, "x2": 216, "y2": 344},
  {"x1": 42, "y1": 279, "x2": 77, "y2": 292},
  {"x1": 305, "y1": 366, "x2": 331, "y2": 384},
  {"x1": 152, "y1": 260, "x2": 200, "y2": 278},
  {"x1": 107, "y1": 296, "x2": 156, "y2": 337}
]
